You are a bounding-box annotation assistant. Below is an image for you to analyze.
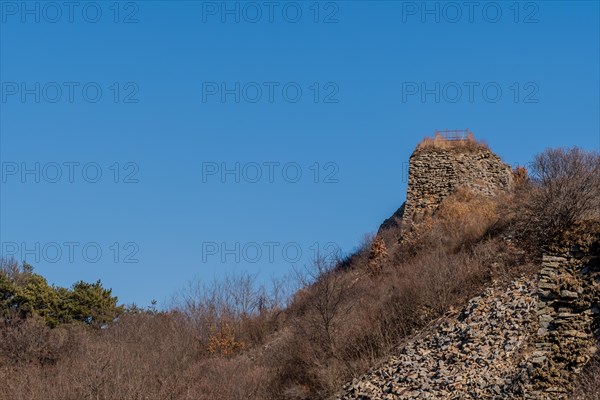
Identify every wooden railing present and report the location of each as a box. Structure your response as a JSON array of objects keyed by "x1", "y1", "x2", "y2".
[{"x1": 434, "y1": 129, "x2": 474, "y2": 141}]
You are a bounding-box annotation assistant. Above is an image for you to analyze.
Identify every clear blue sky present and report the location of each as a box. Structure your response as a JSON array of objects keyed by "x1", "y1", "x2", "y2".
[{"x1": 1, "y1": 1, "x2": 599, "y2": 306}]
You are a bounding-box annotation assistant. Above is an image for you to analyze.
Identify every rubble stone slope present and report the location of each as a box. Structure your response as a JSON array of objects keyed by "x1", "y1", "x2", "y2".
[
  {"x1": 338, "y1": 279, "x2": 538, "y2": 400},
  {"x1": 337, "y1": 241, "x2": 600, "y2": 400}
]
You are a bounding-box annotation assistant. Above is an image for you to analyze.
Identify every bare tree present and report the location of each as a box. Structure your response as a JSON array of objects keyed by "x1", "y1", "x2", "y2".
[
  {"x1": 523, "y1": 147, "x2": 600, "y2": 244},
  {"x1": 293, "y1": 255, "x2": 356, "y2": 357}
]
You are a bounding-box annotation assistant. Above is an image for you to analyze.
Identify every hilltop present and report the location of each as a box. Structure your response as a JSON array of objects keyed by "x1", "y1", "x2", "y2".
[
  {"x1": 339, "y1": 136, "x2": 600, "y2": 399},
  {"x1": 1, "y1": 135, "x2": 598, "y2": 400},
  {"x1": 380, "y1": 132, "x2": 513, "y2": 237}
]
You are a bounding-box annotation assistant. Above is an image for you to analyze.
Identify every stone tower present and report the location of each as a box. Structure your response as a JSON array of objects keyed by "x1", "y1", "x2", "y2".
[{"x1": 380, "y1": 131, "x2": 514, "y2": 232}]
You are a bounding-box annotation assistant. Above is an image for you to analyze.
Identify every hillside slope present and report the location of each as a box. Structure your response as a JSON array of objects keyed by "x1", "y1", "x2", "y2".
[
  {"x1": 339, "y1": 278, "x2": 537, "y2": 399},
  {"x1": 336, "y1": 138, "x2": 600, "y2": 400},
  {"x1": 338, "y1": 233, "x2": 599, "y2": 399},
  {"x1": 2, "y1": 138, "x2": 597, "y2": 400}
]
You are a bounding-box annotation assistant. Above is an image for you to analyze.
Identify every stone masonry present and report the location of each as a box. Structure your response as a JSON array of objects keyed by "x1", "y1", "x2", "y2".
[
  {"x1": 336, "y1": 236, "x2": 600, "y2": 400},
  {"x1": 525, "y1": 240, "x2": 600, "y2": 398},
  {"x1": 401, "y1": 143, "x2": 514, "y2": 227},
  {"x1": 378, "y1": 141, "x2": 514, "y2": 235}
]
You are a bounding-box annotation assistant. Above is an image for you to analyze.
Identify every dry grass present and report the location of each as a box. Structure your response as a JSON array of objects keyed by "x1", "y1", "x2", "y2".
[
  {"x1": 0, "y1": 196, "x2": 531, "y2": 400},
  {"x1": 571, "y1": 355, "x2": 600, "y2": 400},
  {"x1": 0, "y1": 311, "x2": 275, "y2": 400},
  {"x1": 399, "y1": 186, "x2": 502, "y2": 255},
  {"x1": 2, "y1": 146, "x2": 597, "y2": 400},
  {"x1": 253, "y1": 187, "x2": 533, "y2": 398},
  {"x1": 416, "y1": 136, "x2": 489, "y2": 152}
]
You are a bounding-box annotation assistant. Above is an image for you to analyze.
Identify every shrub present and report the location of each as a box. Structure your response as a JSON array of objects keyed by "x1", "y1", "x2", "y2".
[
  {"x1": 367, "y1": 235, "x2": 389, "y2": 274},
  {"x1": 0, "y1": 316, "x2": 80, "y2": 366},
  {"x1": 400, "y1": 186, "x2": 501, "y2": 255},
  {"x1": 0, "y1": 259, "x2": 123, "y2": 327},
  {"x1": 3, "y1": 145, "x2": 594, "y2": 400},
  {"x1": 571, "y1": 355, "x2": 600, "y2": 400},
  {"x1": 514, "y1": 147, "x2": 600, "y2": 247},
  {"x1": 206, "y1": 321, "x2": 246, "y2": 356}
]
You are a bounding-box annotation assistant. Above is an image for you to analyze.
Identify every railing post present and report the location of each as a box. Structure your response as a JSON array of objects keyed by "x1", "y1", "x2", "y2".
[{"x1": 433, "y1": 129, "x2": 473, "y2": 141}]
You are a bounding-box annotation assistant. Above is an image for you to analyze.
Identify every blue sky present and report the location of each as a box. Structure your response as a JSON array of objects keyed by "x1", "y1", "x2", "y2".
[{"x1": 1, "y1": 1, "x2": 599, "y2": 306}]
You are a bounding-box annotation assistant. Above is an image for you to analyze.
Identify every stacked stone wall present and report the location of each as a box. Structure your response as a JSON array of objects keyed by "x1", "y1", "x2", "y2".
[
  {"x1": 526, "y1": 244, "x2": 600, "y2": 398},
  {"x1": 402, "y1": 146, "x2": 514, "y2": 226},
  {"x1": 337, "y1": 238, "x2": 600, "y2": 400}
]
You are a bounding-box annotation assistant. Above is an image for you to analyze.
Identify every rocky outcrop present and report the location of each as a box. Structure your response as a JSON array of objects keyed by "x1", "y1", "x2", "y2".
[
  {"x1": 379, "y1": 141, "x2": 513, "y2": 234},
  {"x1": 402, "y1": 144, "x2": 514, "y2": 227},
  {"x1": 336, "y1": 238, "x2": 600, "y2": 400},
  {"x1": 526, "y1": 241, "x2": 600, "y2": 398},
  {"x1": 358, "y1": 138, "x2": 598, "y2": 399},
  {"x1": 337, "y1": 279, "x2": 538, "y2": 400},
  {"x1": 379, "y1": 203, "x2": 405, "y2": 233}
]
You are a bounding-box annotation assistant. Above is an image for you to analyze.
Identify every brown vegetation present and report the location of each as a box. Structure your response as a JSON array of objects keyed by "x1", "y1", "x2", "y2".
[
  {"x1": 367, "y1": 235, "x2": 388, "y2": 274},
  {"x1": 0, "y1": 196, "x2": 532, "y2": 400},
  {"x1": 1, "y1": 146, "x2": 598, "y2": 400},
  {"x1": 503, "y1": 147, "x2": 600, "y2": 251},
  {"x1": 571, "y1": 350, "x2": 600, "y2": 400},
  {"x1": 415, "y1": 136, "x2": 489, "y2": 152}
]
